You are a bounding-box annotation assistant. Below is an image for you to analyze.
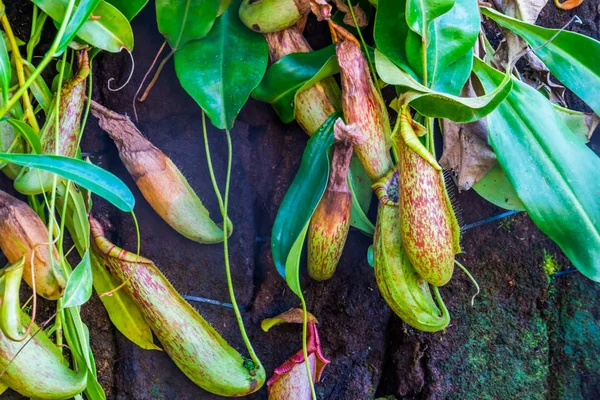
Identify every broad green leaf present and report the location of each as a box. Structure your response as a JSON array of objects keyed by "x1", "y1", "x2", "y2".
[
  {"x1": 374, "y1": 0, "x2": 417, "y2": 77},
  {"x1": 473, "y1": 163, "x2": 525, "y2": 211},
  {"x1": 272, "y1": 112, "x2": 339, "y2": 281},
  {"x1": 376, "y1": 51, "x2": 513, "y2": 122},
  {"x1": 106, "y1": 0, "x2": 148, "y2": 20},
  {"x1": 252, "y1": 45, "x2": 339, "y2": 124},
  {"x1": 0, "y1": 153, "x2": 135, "y2": 212},
  {"x1": 174, "y1": 0, "x2": 268, "y2": 130},
  {"x1": 474, "y1": 58, "x2": 600, "y2": 282},
  {"x1": 405, "y1": 0, "x2": 454, "y2": 38},
  {"x1": 156, "y1": 0, "x2": 220, "y2": 49},
  {"x1": 56, "y1": 0, "x2": 102, "y2": 55},
  {"x1": 62, "y1": 249, "x2": 93, "y2": 308},
  {"x1": 33, "y1": 0, "x2": 134, "y2": 52},
  {"x1": 481, "y1": 7, "x2": 600, "y2": 116},
  {"x1": 348, "y1": 156, "x2": 374, "y2": 235},
  {"x1": 0, "y1": 29, "x2": 10, "y2": 104},
  {"x1": 58, "y1": 184, "x2": 159, "y2": 351},
  {"x1": 4, "y1": 119, "x2": 43, "y2": 153},
  {"x1": 405, "y1": 0, "x2": 479, "y2": 94}
]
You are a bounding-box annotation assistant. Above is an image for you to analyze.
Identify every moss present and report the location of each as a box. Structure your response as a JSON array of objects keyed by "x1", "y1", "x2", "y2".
[
  {"x1": 446, "y1": 293, "x2": 549, "y2": 399},
  {"x1": 542, "y1": 250, "x2": 561, "y2": 277},
  {"x1": 547, "y1": 275, "x2": 600, "y2": 399}
]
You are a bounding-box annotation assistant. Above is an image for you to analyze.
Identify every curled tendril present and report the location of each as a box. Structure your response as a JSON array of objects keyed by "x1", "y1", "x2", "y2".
[{"x1": 107, "y1": 49, "x2": 135, "y2": 92}]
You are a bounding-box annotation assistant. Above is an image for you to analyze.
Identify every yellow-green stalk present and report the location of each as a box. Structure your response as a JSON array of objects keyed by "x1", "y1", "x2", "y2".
[
  {"x1": 329, "y1": 21, "x2": 393, "y2": 181},
  {"x1": 14, "y1": 50, "x2": 89, "y2": 195},
  {"x1": 89, "y1": 216, "x2": 265, "y2": 396},
  {"x1": 239, "y1": 0, "x2": 311, "y2": 33},
  {"x1": 90, "y1": 101, "x2": 229, "y2": 244},
  {"x1": 264, "y1": 25, "x2": 341, "y2": 135},
  {"x1": 373, "y1": 169, "x2": 450, "y2": 331},
  {"x1": 0, "y1": 190, "x2": 66, "y2": 300},
  {"x1": 394, "y1": 107, "x2": 461, "y2": 287}
]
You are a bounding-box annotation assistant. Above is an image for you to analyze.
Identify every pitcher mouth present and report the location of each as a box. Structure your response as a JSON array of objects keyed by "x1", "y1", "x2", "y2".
[{"x1": 373, "y1": 168, "x2": 399, "y2": 206}]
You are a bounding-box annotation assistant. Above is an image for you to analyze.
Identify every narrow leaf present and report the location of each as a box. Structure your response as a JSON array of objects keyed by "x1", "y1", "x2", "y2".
[
  {"x1": 56, "y1": 0, "x2": 102, "y2": 55},
  {"x1": 474, "y1": 58, "x2": 600, "y2": 282},
  {"x1": 0, "y1": 153, "x2": 134, "y2": 212},
  {"x1": 252, "y1": 45, "x2": 339, "y2": 123},
  {"x1": 481, "y1": 6, "x2": 600, "y2": 115},
  {"x1": 272, "y1": 113, "x2": 339, "y2": 280},
  {"x1": 4, "y1": 119, "x2": 43, "y2": 153},
  {"x1": 174, "y1": 0, "x2": 268, "y2": 130},
  {"x1": 0, "y1": 30, "x2": 9, "y2": 104},
  {"x1": 348, "y1": 156, "x2": 374, "y2": 235},
  {"x1": 376, "y1": 50, "x2": 513, "y2": 122},
  {"x1": 62, "y1": 249, "x2": 93, "y2": 308}
]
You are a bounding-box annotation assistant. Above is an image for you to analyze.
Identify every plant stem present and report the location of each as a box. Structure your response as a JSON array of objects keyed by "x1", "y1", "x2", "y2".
[
  {"x1": 0, "y1": 10, "x2": 40, "y2": 132},
  {"x1": 300, "y1": 295, "x2": 317, "y2": 400},
  {"x1": 0, "y1": 0, "x2": 76, "y2": 120},
  {"x1": 201, "y1": 112, "x2": 262, "y2": 372}
]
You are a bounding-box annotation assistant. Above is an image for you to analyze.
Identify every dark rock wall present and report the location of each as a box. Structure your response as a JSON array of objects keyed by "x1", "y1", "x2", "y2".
[{"x1": 2, "y1": 1, "x2": 600, "y2": 399}]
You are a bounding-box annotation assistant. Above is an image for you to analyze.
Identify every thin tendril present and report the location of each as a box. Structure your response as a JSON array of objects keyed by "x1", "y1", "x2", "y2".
[
  {"x1": 455, "y1": 260, "x2": 480, "y2": 306},
  {"x1": 107, "y1": 49, "x2": 135, "y2": 91},
  {"x1": 133, "y1": 40, "x2": 167, "y2": 122},
  {"x1": 202, "y1": 112, "x2": 262, "y2": 371},
  {"x1": 300, "y1": 295, "x2": 317, "y2": 400}
]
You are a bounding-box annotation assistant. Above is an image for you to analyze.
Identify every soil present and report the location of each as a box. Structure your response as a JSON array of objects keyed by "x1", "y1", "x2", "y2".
[{"x1": 2, "y1": 1, "x2": 600, "y2": 399}]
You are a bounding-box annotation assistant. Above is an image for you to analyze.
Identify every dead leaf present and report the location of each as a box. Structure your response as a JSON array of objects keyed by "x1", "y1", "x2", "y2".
[
  {"x1": 331, "y1": 0, "x2": 368, "y2": 27},
  {"x1": 439, "y1": 77, "x2": 497, "y2": 191}
]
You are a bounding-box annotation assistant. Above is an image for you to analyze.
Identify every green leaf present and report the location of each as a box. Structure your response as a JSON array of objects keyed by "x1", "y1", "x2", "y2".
[
  {"x1": 252, "y1": 45, "x2": 339, "y2": 124},
  {"x1": 0, "y1": 153, "x2": 134, "y2": 212},
  {"x1": 57, "y1": 184, "x2": 160, "y2": 351},
  {"x1": 174, "y1": 0, "x2": 268, "y2": 130},
  {"x1": 405, "y1": 0, "x2": 479, "y2": 94},
  {"x1": 56, "y1": 0, "x2": 102, "y2": 55},
  {"x1": 474, "y1": 58, "x2": 600, "y2": 282},
  {"x1": 348, "y1": 156, "x2": 374, "y2": 235},
  {"x1": 106, "y1": 0, "x2": 148, "y2": 20},
  {"x1": 473, "y1": 163, "x2": 525, "y2": 211},
  {"x1": 376, "y1": 50, "x2": 513, "y2": 122},
  {"x1": 405, "y1": 0, "x2": 454, "y2": 38},
  {"x1": 367, "y1": 245, "x2": 374, "y2": 267},
  {"x1": 272, "y1": 112, "x2": 339, "y2": 285},
  {"x1": 554, "y1": 105, "x2": 597, "y2": 144},
  {"x1": 4, "y1": 119, "x2": 43, "y2": 153},
  {"x1": 156, "y1": 0, "x2": 220, "y2": 49},
  {"x1": 0, "y1": 29, "x2": 10, "y2": 104},
  {"x1": 480, "y1": 6, "x2": 600, "y2": 116},
  {"x1": 374, "y1": 0, "x2": 417, "y2": 78},
  {"x1": 33, "y1": 0, "x2": 134, "y2": 52},
  {"x1": 23, "y1": 60, "x2": 53, "y2": 113},
  {"x1": 62, "y1": 249, "x2": 93, "y2": 308}
]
